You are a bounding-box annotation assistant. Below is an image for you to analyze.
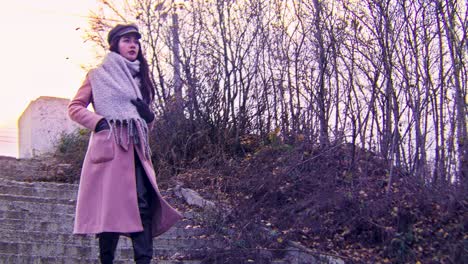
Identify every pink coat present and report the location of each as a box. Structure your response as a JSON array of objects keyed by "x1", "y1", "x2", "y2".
[{"x1": 68, "y1": 76, "x2": 183, "y2": 237}]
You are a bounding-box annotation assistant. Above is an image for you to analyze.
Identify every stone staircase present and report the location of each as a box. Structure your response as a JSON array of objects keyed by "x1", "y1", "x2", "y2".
[
  {"x1": 0, "y1": 178, "x2": 221, "y2": 263},
  {"x1": 0, "y1": 177, "x2": 335, "y2": 264}
]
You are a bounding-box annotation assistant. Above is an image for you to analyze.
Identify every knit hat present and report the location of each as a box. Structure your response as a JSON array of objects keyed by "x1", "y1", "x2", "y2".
[{"x1": 107, "y1": 24, "x2": 141, "y2": 45}]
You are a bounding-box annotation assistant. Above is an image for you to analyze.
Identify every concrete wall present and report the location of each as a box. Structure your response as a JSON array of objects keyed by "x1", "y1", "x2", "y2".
[
  {"x1": 18, "y1": 102, "x2": 33, "y2": 158},
  {"x1": 18, "y1": 96, "x2": 80, "y2": 158}
]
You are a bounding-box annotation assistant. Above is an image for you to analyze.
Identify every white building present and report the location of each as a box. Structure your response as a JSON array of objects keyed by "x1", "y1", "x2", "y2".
[{"x1": 18, "y1": 96, "x2": 80, "y2": 158}]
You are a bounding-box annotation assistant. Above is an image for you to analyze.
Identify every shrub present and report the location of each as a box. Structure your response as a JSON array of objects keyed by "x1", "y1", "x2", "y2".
[
  {"x1": 150, "y1": 110, "x2": 227, "y2": 183},
  {"x1": 54, "y1": 128, "x2": 90, "y2": 182}
]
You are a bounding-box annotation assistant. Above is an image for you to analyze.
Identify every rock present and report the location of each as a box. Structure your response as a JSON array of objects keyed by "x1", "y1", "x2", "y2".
[
  {"x1": 285, "y1": 241, "x2": 345, "y2": 264},
  {"x1": 174, "y1": 185, "x2": 216, "y2": 209},
  {"x1": 284, "y1": 246, "x2": 320, "y2": 264}
]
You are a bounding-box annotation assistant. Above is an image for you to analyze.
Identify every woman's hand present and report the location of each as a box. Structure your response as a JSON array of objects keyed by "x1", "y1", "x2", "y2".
[
  {"x1": 131, "y1": 98, "x2": 155, "y2": 123},
  {"x1": 95, "y1": 118, "x2": 110, "y2": 132}
]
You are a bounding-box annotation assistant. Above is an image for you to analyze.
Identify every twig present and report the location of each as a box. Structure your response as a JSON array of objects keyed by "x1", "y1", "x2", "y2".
[
  {"x1": 287, "y1": 240, "x2": 350, "y2": 261},
  {"x1": 287, "y1": 142, "x2": 345, "y2": 173}
]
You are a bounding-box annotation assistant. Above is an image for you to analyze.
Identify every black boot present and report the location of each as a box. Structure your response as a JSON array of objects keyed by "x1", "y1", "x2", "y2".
[
  {"x1": 98, "y1": 232, "x2": 120, "y2": 264},
  {"x1": 130, "y1": 218, "x2": 153, "y2": 264}
]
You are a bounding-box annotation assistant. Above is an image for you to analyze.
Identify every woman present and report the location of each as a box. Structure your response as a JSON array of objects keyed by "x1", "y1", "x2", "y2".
[{"x1": 68, "y1": 24, "x2": 183, "y2": 264}]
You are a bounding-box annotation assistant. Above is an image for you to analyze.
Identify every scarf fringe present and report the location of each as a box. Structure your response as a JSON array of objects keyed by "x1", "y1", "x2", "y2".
[{"x1": 107, "y1": 118, "x2": 151, "y2": 160}]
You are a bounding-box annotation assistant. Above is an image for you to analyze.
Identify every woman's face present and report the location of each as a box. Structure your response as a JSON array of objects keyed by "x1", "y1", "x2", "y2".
[{"x1": 118, "y1": 33, "x2": 140, "y2": 61}]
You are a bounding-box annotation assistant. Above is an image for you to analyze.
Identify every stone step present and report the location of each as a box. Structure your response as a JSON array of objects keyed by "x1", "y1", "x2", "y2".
[
  {"x1": 0, "y1": 197, "x2": 188, "y2": 223},
  {"x1": 0, "y1": 188, "x2": 182, "y2": 210},
  {"x1": 0, "y1": 193, "x2": 76, "y2": 205},
  {"x1": 0, "y1": 208, "x2": 75, "y2": 222},
  {"x1": 0, "y1": 252, "x2": 290, "y2": 264},
  {"x1": 0, "y1": 198, "x2": 178, "y2": 216},
  {"x1": 0, "y1": 188, "x2": 177, "y2": 202},
  {"x1": 0, "y1": 199, "x2": 76, "y2": 214},
  {"x1": 0, "y1": 194, "x2": 181, "y2": 210},
  {"x1": 0, "y1": 183, "x2": 179, "y2": 202},
  {"x1": 0, "y1": 228, "x2": 223, "y2": 249},
  {"x1": 0, "y1": 218, "x2": 211, "y2": 238},
  {"x1": 0, "y1": 184, "x2": 78, "y2": 200},
  {"x1": 0, "y1": 254, "x2": 203, "y2": 264},
  {"x1": 0, "y1": 178, "x2": 179, "y2": 197},
  {"x1": 0, "y1": 210, "x2": 199, "y2": 227},
  {"x1": 0, "y1": 178, "x2": 78, "y2": 191},
  {"x1": 0, "y1": 241, "x2": 210, "y2": 260},
  {"x1": 0, "y1": 179, "x2": 228, "y2": 262},
  {"x1": 0, "y1": 204, "x2": 201, "y2": 234},
  {"x1": 0, "y1": 209, "x2": 200, "y2": 228}
]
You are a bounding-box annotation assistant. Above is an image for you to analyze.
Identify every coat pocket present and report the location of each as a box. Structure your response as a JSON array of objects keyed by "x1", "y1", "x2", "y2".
[{"x1": 89, "y1": 130, "x2": 115, "y2": 163}]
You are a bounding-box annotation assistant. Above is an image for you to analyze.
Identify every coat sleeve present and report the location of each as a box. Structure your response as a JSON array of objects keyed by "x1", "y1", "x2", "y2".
[{"x1": 68, "y1": 76, "x2": 104, "y2": 131}]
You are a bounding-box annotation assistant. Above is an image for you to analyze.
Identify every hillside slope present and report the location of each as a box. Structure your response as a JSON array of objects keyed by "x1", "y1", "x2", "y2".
[{"x1": 174, "y1": 143, "x2": 467, "y2": 263}]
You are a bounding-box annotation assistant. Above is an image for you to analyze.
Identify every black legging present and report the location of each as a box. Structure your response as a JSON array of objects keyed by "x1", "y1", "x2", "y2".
[{"x1": 98, "y1": 151, "x2": 156, "y2": 264}]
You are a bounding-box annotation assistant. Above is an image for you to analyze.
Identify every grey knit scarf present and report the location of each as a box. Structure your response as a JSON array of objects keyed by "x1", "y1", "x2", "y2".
[{"x1": 89, "y1": 52, "x2": 150, "y2": 159}]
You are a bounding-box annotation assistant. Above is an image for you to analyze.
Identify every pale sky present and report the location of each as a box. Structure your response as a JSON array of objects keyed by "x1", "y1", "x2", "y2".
[{"x1": 0, "y1": 0, "x2": 100, "y2": 157}]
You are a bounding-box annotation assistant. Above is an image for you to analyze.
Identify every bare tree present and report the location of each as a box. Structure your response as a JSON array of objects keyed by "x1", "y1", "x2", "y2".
[{"x1": 83, "y1": 0, "x2": 467, "y2": 185}]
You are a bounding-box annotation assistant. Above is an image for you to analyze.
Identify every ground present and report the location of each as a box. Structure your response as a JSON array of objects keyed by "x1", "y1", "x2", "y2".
[
  {"x1": 13, "y1": 135, "x2": 467, "y2": 263},
  {"x1": 171, "y1": 142, "x2": 467, "y2": 264}
]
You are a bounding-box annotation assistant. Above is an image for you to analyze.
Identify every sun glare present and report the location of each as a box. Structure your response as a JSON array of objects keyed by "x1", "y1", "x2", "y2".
[{"x1": 0, "y1": 0, "x2": 99, "y2": 157}]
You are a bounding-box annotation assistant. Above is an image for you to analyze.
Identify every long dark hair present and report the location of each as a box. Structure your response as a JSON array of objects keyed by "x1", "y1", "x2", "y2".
[{"x1": 109, "y1": 37, "x2": 155, "y2": 104}]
